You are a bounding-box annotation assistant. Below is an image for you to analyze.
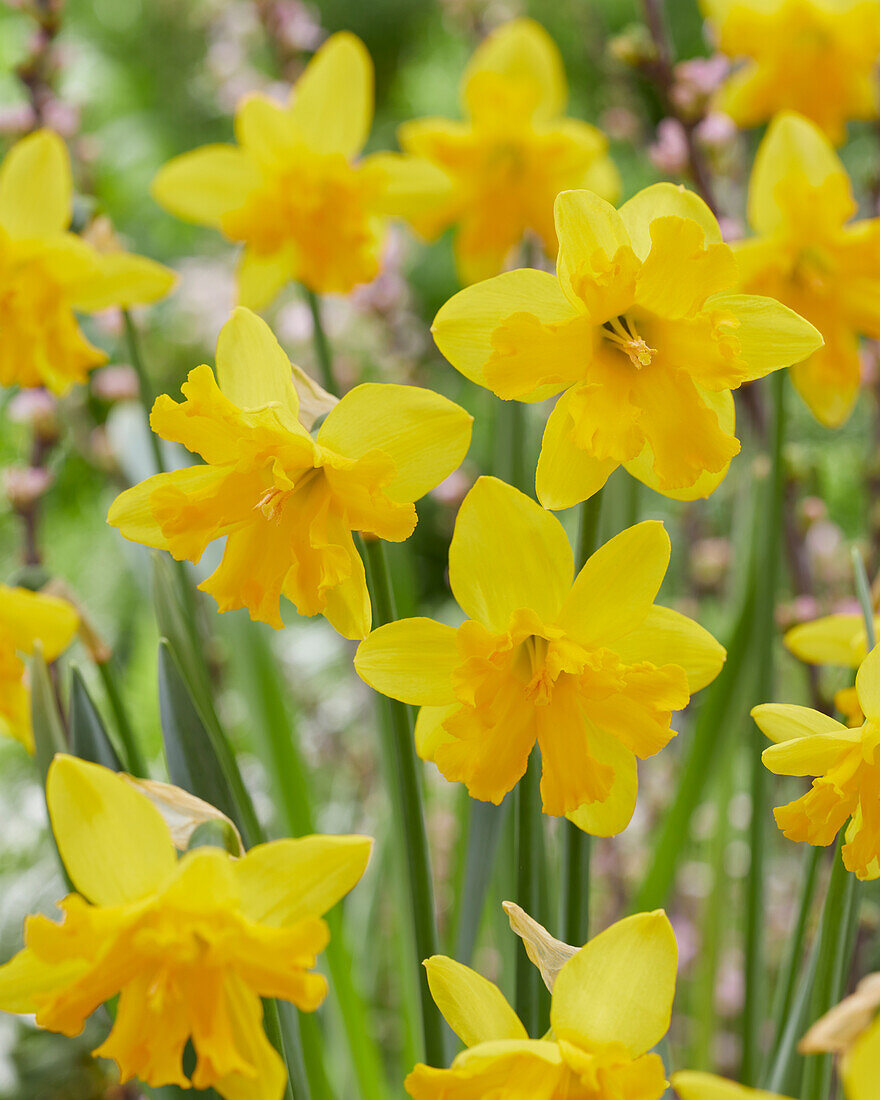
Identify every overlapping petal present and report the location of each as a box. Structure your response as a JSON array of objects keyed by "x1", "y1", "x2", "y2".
[{"x1": 423, "y1": 956, "x2": 527, "y2": 1047}]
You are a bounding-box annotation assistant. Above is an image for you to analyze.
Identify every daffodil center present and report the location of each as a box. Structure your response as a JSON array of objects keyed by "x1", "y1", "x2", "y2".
[
  {"x1": 602, "y1": 314, "x2": 657, "y2": 369},
  {"x1": 256, "y1": 467, "x2": 322, "y2": 522},
  {"x1": 793, "y1": 245, "x2": 835, "y2": 294}
]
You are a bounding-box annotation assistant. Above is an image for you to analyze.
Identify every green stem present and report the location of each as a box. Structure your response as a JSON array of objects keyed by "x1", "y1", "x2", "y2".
[
  {"x1": 514, "y1": 753, "x2": 546, "y2": 1035},
  {"x1": 96, "y1": 658, "x2": 148, "y2": 776},
  {"x1": 559, "y1": 492, "x2": 605, "y2": 946},
  {"x1": 760, "y1": 844, "x2": 823, "y2": 1081},
  {"x1": 741, "y1": 370, "x2": 786, "y2": 1084},
  {"x1": 304, "y1": 290, "x2": 337, "y2": 395},
  {"x1": 853, "y1": 547, "x2": 877, "y2": 649},
  {"x1": 362, "y1": 536, "x2": 445, "y2": 1069},
  {"x1": 122, "y1": 309, "x2": 166, "y2": 475}
]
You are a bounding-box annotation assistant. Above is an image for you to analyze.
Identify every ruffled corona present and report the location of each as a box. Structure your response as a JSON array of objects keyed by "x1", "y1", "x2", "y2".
[
  {"x1": 356, "y1": 477, "x2": 725, "y2": 834},
  {"x1": 703, "y1": 0, "x2": 880, "y2": 144},
  {"x1": 0, "y1": 756, "x2": 372, "y2": 1100},
  {"x1": 0, "y1": 584, "x2": 78, "y2": 751},
  {"x1": 107, "y1": 308, "x2": 472, "y2": 639},
  {"x1": 406, "y1": 908, "x2": 677, "y2": 1099},
  {"x1": 432, "y1": 184, "x2": 822, "y2": 508},
  {"x1": 755, "y1": 643, "x2": 880, "y2": 879},
  {"x1": 398, "y1": 18, "x2": 619, "y2": 284},
  {"x1": 151, "y1": 32, "x2": 450, "y2": 306},
  {"x1": 735, "y1": 113, "x2": 880, "y2": 427}
]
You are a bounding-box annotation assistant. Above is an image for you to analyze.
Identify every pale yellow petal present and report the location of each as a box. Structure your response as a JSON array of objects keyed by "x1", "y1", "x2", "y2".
[
  {"x1": 0, "y1": 129, "x2": 71, "y2": 238},
  {"x1": 0, "y1": 948, "x2": 87, "y2": 1015},
  {"x1": 554, "y1": 188, "x2": 634, "y2": 313},
  {"x1": 619, "y1": 182, "x2": 722, "y2": 260},
  {"x1": 748, "y1": 112, "x2": 853, "y2": 236},
  {"x1": 288, "y1": 32, "x2": 373, "y2": 157},
  {"x1": 316, "y1": 383, "x2": 472, "y2": 503},
  {"x1": 558, "y1": 522, "x2": 670, "y2": 646},
  {"x1": 414, "y1": 704, "x2": 458, "y2": 762},
  {"x1": 535, "y1": 389, "x2": 617, "y2": 510},
  {"x1": 423, "y1": 955, "x2": 527, "y2": 1047},
  {"x1": 448, "y1": 476, "x2": 573, "y2": 631},
  {"x1": 762, "y1": 729, "x2": 860, "y2": 776},
  {"x1": 611, "y1": 605, "x2": 725, "y2": 693},
  {"x1": 68, "y1": 250, "x2": 176, "y2": 311},
  {"x1": 151, "y1": 145, "x2": 260, "y2": 226},
  {"x1": 843, "y1": 1015, "x2": 880, "y2": 1100},
  {"x1": 856, "y1": 643, "x2": 880, "y2": 720},
  {"x1": 236, "y1": 245, "x2": 295, "y2": 313},
  {"x1": 672, "y1": 1070, "x2": 794, "y2": 1099},
  {"x1": 355, "y1": 618, "x2": 458, "y2": 706},
  {"x1": 236, "y1": 835, "x2": 372, "y2": 926},
  {"x1": 785, "y1": 614, "x2": 870, "y2": 668},
  {"x1": 0, "y1": 585, "x2": 78, "y2": 661},
  {"x1": 463, "y1": 18, "x2": 567, "y2": 122},
  {"x1": 711, "y1": 294, "x2": 824, "y2": 381},
  {"x1": 565, "y1": 731, "x2": 638, "y2": 839},
  {"x1": 360, "y1": 152, "x2": 453, "y2": 221},
  {"x1": 234, "y1": 93, "x2": 297, "y2": 166},
  {"x1": 551, "y1": 910, "x2": 677, "y2": 1056},
  {"x1": 46, "y1": 755, "x2": 177, "y2": 906},
  {"x1": 214, "y1": 307, "x2": 299, "y2": 418},
  {"x1": 751, "y1": 703, "x2": 849, "y2": 744},
  {"x1": 432, "y1": 268, "x2": 580, "y2": 394}
]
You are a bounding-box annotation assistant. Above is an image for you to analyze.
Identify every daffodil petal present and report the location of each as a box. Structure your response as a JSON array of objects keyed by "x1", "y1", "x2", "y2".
[
  {"x1": 619, "y1": 181, "x2": 722, "y2": 260},
  {"x1": 535, "y1": 389, "x2": 617, "y2": 510},
  {"x1": 551, "y1": 910, "x2": 677, "y2": 1056},
  {"x1": 463, "y1": 18, "x2": 567, "y2": 121},
  {"x1": 0, "y1": 585, "x2": 78, "y2": 661},
  {"x1": 288, "y1": 32, "x2": 373, "y2": 157},
  {"x1": 316, "y1": 383, "x2": 472, "y2": 503},
  {"x1": 151, "y1": 145, "x2": 260, "y2": 226},
  {"x1": 671, "y1": 1070, "x2": 794, "y2": 1099},
  {"x1": 0, "y1": 948, "x2": 87, "y2": 1015},
  {"x1": 423, "y1": 956, "x2": 527, "y2": 1047},
  {"x1": 236, "y1": 835, "x2": 372, "y2": 926},
  {"x1": 711, "y1": 294, "x2": 824, "y2": 381},
  {"x1": 107, "y1": 466, "x2": 233, "y2": 553},
  {"x1": 406, "y1": 1040, "x2": 563, "y2": 1100},
  {"x1": 747, "y1": 112, "x2": 853, "y2": 236},
  {"x1": 234, "y1": 93, "x2": 297, "y2": 166},
  {"x1": 68, "y1": 251, "x2": 176, "y2": 311},
  {"x1": 414, "y1": 704, "x2": 458, "y2": 762},
  {"x1": 856, "y1": 644, "x2": 880, "y2": 721},
  {"x1": 449, "y1": 477, "x2": 573, "y2": 631},
  {"x1": 843, "y1": 1015, "x2": 880, "y2": 1100},
  {"x1": 319, "y1": 550, "x2": 372, "y2": 642},
  {"x1": 212, "y1": 977, "x2": 289, "y2": 1100},
  {"x1": 565, "y1": 731, "x2": 637, "y2": 838},
  {"x1": 361, "y1": 152, "x2": 453, "y2": 220},
  {"x1": 355, "y1": 618, "x2": 459, "y2": 706},
  {"x1": 236, "y1": 245, "x2": 294, "y2": 312},
  {"x1": 432, "y1": 268, "x2": 580, "y2": 394},
  {"x1": 46, "y1": 755, "x2": 177, "y2": 906},
  {"x1": 762, "y1": 730, "x2": 860, "y2": 776},
  {"x1": 0, "y1": 129, "x2": 71, "y2": 238},
  {"x1": 751, "y1": 703, "x2": 849, "y2": 744},
  {"x1": 784, "y1": 614, "x2": 868, "y2": 668},
  {"x1": 554, "y1": 188, "x2": 633, "y2": 312},
  {"x1": 214, "y1": 307, "x2": 299, "y2": 418},
  {"x1": 611, "y1": 605, "x2": 725, "y2": 693},
  {"x1": 558, "y1": 522, "x2": 670, "y2": 646}
]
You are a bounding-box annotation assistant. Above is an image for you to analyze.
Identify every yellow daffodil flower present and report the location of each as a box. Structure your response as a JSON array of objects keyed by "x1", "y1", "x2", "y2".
[
  {"x1": 0, "y1": 584, "x2": 78, "y2": 751},
  {"x1": 703, "y1": 0, "x2": 880, "y2": 143},
  {"x1": 785, "y1": 610, "x2": 880, "y2": 725},
  {"x1": 108, "y1": 307, "x2": 472, "y2": 639},
  {"x1": 0, "y1": 130, "x2": 175, "y2": 392},
  {"x1": 672, "y1": 1071, "x2": 793, "y2": 1098},
  {"x1": 433, "y1": 184, "x2": 823, "y2": 508},
  {"x1": 152, "y1": 32, "x2": 449, "y2": 308},
  {"x1": 356, "y1": 476, "x2": 724, "y2": 834},
  {"x1": 405, "y1": 908, "x2": 677, "y2": 1098},
  {"x1": 735, "y1": 113, "x2": 880, "y2": 426},
  {"x1": 398, "y1": 18, "x2": 619, "y2": 285},
  {"x1": 801, "y1": 972, "x2": 880, "y2": 1100},
  {"x1": 0, "y1": 754, "x2": 372, "y2": 1100},
  {"x1": 754, "y1": 643, "x2": 880, "y2": 879}
]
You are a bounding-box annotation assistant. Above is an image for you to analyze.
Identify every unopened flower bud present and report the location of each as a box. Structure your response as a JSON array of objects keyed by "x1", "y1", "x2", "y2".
[
  {"x1": 648, "y1": 117, "x2": 689, "y2": 176},
  {"x1": 608, "y1": 23, "x2": 657, "y2": 68}
]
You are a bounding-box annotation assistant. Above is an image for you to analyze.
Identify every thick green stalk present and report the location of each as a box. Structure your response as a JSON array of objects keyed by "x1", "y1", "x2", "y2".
[
  {"x1": 362, "y1": 536, "x2": 445, "y2": 1068},
  {"x1": 741, "y1": 370, "x2": 786, "y2": 1084},
  {"x1": 559, "y1": 491, "x2": 604, "y2": 946},
  {"x1": 305, "y1": 290, "x2": 336, "y2": 394},
  {"x1": 122, "y1": 308, "x2": 165, "y2": 475},
  {"x1": 96, "y1": 657, "x2": 147, "y2": 776}
]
